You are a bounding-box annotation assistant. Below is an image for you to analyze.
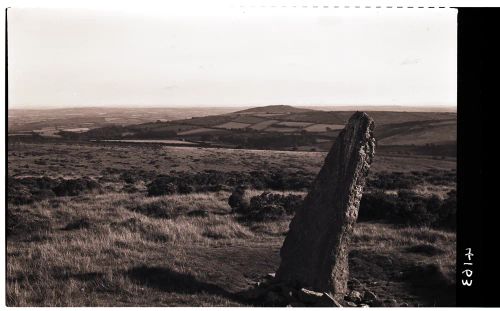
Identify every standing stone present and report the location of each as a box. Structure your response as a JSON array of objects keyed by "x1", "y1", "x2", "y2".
[{"x1": 275, "y1": 112, "x2": 376, "y2": 299}]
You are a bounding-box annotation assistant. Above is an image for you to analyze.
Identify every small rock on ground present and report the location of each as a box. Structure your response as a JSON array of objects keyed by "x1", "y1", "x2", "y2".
[
  {"x1": 298, "y1": 288, "x2": 324, "y2": 304},
  {"x1": 346, "y1": 290, "x2": 363, "y2": 303}
]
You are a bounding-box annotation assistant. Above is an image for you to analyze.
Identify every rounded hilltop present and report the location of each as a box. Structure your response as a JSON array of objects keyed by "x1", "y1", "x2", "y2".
[{"x1": 234, "y1": 105, "x2": 314, "y2": 114}]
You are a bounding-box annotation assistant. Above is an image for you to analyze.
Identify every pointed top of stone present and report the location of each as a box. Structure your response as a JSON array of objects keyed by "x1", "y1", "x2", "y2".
[{"x1": 276, "y1": 111, "x2": 376, "y2": 299}]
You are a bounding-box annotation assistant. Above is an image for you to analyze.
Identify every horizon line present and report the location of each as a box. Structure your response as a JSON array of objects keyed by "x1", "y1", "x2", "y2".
[{"x1": 7, "y1": 103, "x2": 457, "y2": 111}]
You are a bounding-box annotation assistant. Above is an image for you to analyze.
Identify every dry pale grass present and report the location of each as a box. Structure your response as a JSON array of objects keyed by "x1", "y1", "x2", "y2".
[
  {"x1": 352, "y1": 222, "x2": 455, "y2": 274},
  {"x1": 412, "y1": 184, "x2": 455, "y2": 199},
  {"x1": 7, "y1": 190, "x2": 271, "y2": 306},
  {"x1": 7, "y1": 188, "x2": 456, "y2": 307}
]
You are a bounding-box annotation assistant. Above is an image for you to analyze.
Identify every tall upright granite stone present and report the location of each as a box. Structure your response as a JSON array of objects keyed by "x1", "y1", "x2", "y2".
[{"x1": 276, "y1": 112, "x2": 376, "y2": 299}]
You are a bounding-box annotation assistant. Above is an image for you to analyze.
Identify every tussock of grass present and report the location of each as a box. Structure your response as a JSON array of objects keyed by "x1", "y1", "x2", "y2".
[
  {"x1": 248, "y1": 220, "x2": 291, "y2": 236},
  {"x1": 351, "y1": 222, "x2": 456, "y2": 302},
  {"x1": 352, "y1": 223, "x2": 455, "y2": 246},
  {"x1": 116, "y1": 192, "x2": 231, "y2": 218},
  {"x1": 202, "y1": 220, "x2": 254, "y2": 240},
  {"x1": 405, "y1": 244, "x2": 445, "y2": 256}
]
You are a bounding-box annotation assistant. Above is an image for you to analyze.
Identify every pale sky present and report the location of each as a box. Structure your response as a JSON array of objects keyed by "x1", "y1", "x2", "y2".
[{"x1": 8, "y1": 8, "x2": 457, "y2": 109}]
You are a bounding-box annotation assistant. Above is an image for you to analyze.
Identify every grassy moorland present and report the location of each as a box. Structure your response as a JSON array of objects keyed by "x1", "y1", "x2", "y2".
[{"x1": 7, "y1": 142, "x2": 456, "y2": 307}]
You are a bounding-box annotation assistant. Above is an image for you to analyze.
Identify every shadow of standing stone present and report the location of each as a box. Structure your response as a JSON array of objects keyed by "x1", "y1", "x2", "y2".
[{"x1": 276, "y1": 112, "x2": 376, "y2": 300}]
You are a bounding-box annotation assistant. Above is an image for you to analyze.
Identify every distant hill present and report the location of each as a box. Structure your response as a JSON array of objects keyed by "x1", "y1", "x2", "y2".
[
  {"x1": 15, "y1": 105, "x2": 456, "y2": 156},
  {"x1": 302, "y1": 105, "x2": 456, "y2": 113},
  {"x1": 235, "y1": 105, "x2": 314, "y2": 115}
]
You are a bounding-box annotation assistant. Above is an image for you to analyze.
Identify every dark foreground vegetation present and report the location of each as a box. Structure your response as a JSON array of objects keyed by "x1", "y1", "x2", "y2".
[
  {"x1": 7, "y1": 142, "x2": 456, "y2": 307},
  {"x1": 8, "y1": 177, "x2": 101, "y2": 205},
  {"x1": 9, "y1": 168, "x2": 456, "y2": 230},
  {"x1": 359, "y1": 190, "x2": 456, "y2": 230}
]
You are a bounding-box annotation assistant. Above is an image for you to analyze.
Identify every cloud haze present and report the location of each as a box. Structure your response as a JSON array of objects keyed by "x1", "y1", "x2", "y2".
[{"x1": 8, "y1": 8, "x2": 457, "y2": 109}]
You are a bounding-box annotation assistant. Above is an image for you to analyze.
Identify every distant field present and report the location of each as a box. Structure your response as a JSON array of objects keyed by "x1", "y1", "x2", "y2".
[
  {"x1": 232, "y1": 116, "x2": 266, "y2": 124},
  {"x1": 250, "y1": 113, "x2": 288, "y2": 117},
  {"x1": 215, "y1": 122, "x2": 251, "y2": 129},
  {"x1": 377, "y1": 122, "x2": 456, "y2": 146},
  {"x1": 63, "y1": 127, "x2": 90, "y2": 133},
  {"x1": 264, "y1": 127, "x2": 300, "y2": 133},
  {"x1": 276, "y1": 121, "x2": 313, "y2": 128},
  {"x1": 248, "y1": 120, "x2": 278, "y2": 130},
  {"x1": 100, "y1": 140, "x2": 197, "y2": 145},
  {"x1": 8, "y1": 107, "x2": 240, "y2": 133},
  {"x1": 8, "y1": 106, "x2": 457, "y2": 156},
  {"x1": 177, "y1": 128, "x2": 221, "y2": 136},
  {"x1": 32, "y1": 127, "x2": 61, "y2": 137},
  {"x1": 304, "y1": 124, "x2": 344, "y2": 132}
]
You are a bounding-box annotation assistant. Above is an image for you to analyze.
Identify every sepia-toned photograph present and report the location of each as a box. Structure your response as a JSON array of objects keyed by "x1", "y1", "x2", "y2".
[{"x1": 6, "y1": 4, "x2": 458, "y2": 307}]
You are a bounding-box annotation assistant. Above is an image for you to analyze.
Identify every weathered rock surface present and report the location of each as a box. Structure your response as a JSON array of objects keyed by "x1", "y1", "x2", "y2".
[
  {"x1": 276, "y1": 112, "x2": 376, "y2": 299},
  {"x1": 228, "y1": 185, "x2": 250, "y2": 211}
]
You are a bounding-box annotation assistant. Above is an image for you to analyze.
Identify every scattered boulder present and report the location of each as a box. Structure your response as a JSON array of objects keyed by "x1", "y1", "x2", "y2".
[{"x1": 228, "y1": 185, "x2": 251, "y2": 212}]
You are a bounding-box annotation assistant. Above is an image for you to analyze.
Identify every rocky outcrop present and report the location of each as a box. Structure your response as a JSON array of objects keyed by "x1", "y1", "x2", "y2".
[{"x1": 276, "y1": 112, "x2": 376, "y2": 299}]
